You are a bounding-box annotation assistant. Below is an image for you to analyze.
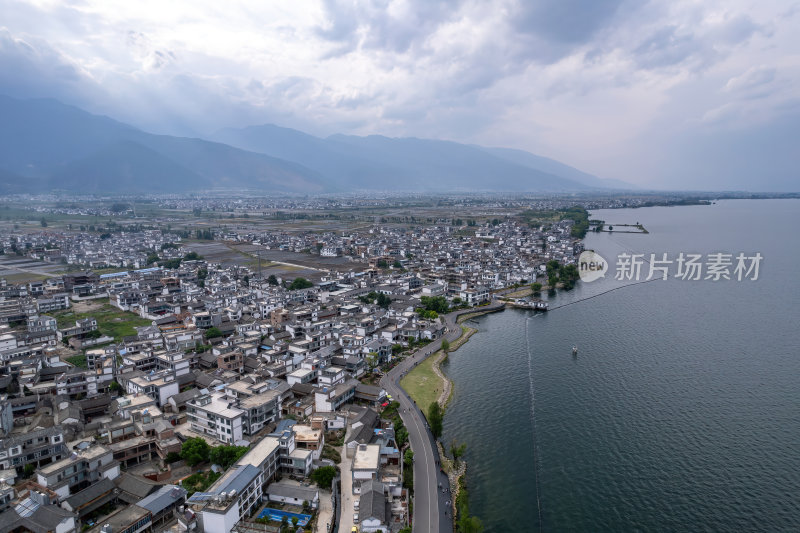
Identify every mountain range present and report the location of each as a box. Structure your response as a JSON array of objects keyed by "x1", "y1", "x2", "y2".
[{"x1": 0, "y1": 95, "x2": 633, "y2": 194}]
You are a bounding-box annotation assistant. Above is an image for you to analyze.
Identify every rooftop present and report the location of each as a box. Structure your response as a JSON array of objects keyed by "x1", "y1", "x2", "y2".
[
  {"x1": 236, "y1": 436, "x2": 280, "y2": 468},
  {"x1": 352, "y1": 443, "x2": 381, "y2": 471}
]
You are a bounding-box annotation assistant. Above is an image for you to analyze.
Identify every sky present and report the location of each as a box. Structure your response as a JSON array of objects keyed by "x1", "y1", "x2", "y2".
[{"x1": 1, "y1": 0, "x2": 798, "y2": 191}]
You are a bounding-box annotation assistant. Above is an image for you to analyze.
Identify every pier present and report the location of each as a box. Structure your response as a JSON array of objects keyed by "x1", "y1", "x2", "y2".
[{"x1": 507, "y1": 298, "x2": 549, "y2": 311}]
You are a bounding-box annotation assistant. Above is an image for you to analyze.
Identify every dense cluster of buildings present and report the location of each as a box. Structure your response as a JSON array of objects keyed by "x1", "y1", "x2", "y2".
[
  {"x1": 0, "y1": 214, "x2": 583, "y2": 533},
  {"x1": 0, "y1": 230, "x2": 183, "y2": 271}
]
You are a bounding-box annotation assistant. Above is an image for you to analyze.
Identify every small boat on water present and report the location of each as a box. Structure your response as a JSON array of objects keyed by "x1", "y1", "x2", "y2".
[{"x1": 572, "y1": 345, "x2": 578, "y2": 355}]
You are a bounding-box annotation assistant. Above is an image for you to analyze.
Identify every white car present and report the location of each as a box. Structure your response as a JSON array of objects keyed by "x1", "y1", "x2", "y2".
[{"x1": 353, "y1": 513, "x2": 359, "y2": 524}]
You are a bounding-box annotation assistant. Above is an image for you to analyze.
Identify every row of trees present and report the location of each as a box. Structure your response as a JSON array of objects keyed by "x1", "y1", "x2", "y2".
[
  {"x1": 175, "y1": 437, "x2": 249, "y2": 468},
  {"x1": 545, "y1": 259, "x2": 580, "y2": 290},
  {"x1": 359, "y1": 290, "x2": 392, "y2": 309},
  {"x1": 420, "y1": 295, "x2": 449, "y2": 314}
]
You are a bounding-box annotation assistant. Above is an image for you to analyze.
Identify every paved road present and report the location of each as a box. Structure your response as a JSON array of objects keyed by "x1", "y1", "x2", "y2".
[
  {"x1": 338, "y1": 446, "x2": 356, "y2": 533},
  {"x1": 380, "y1": 300, "x2": 505, "y2": 533}
]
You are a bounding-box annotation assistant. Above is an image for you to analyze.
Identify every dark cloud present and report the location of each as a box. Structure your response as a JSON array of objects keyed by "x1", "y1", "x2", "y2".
[
  {"x1": 648, "y1": 13, "x2": 763, "y2": 69},
  {"x1": 316, "y1": 0, "x2": 462, "y2": 55},
  {"x1": 0, "y1": 1, "x2": 795, "y2": 191},
  {"x1": 0, "y1": 27, "x2": 99, "y2": 103},
  {"x1": 511, "y1": 0, "x2": 627, "y2": 45}
]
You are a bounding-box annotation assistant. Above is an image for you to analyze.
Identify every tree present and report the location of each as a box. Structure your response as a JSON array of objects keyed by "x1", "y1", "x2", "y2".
[
  {"x1": 146, "y1": 252, "x2": 160, "y2": 265},
  {"x1": 441, "y1": 338, "x2": 450, "y2": 352},
  {"x1": 458, "y1": 515, "x2": 484, "y2": 533},
  {"x1": 420, "y1": 296, "x2": 449, "y2": 314},
  {"x1": 376, "y1": 292, "x2": 391, "y2": 309},
  {"x1": 451, "y1": 440, "x2": 467, "y2": 467},
  {"x1": 205, "y1": 327, "x2": 223, "y2": 339},
  {"x1": 181, "y1": 437, "x2": 211, "y2": 466},
  {"x1": 209, "y1": 445, "x2": 249, "y2": 469},
  {"x1": 23, "y1": 464, "x2": 35, "y2": 478},
  {"x1": 165, "y1": 451, "x2": 182, "y2": 464},
  {"x1": 6, "y1": 376, "x2": 20, "y2": 395},
  {"x1": 531, "y1": 282, "x2": 542, "y2": 294},
  {"x1": 417, "y1": 309, "x2": 438, "y2": 320},
  {"x1": 427, "y1": 402, "x2": 443, "y2": 439},
  {"x1": 242, "y1": 275, "x2": 249, "y2": 287},
  {"x1": 267, "y1": 274, "x2": 279, "y2": 286},
  {"x1": 366, "y1": 352, "x2": 380, "y2": 369},
  {"x1": 310, "y1": 465, "x2": 337, "y2": 488},
  {"x1": 288, "y1": 277, "x2": 313, "y2": 290},
  {"x1": 109, "y1": 380, "x2": 121, "y2": 392},
  {"x1": 404, "y1": 449, "x2": 414, "y2": 467},
  {"x1": 162, "y1": 258, "x2": 182, "y2": 269},
  {"x1": 184, "y1": 251, "x2": 202, "y2": 261}
]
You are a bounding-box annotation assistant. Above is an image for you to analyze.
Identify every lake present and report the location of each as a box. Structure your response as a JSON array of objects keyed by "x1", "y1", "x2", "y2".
[{"x1": 442, "y1": 199, "x2": 800, "y2": 532}]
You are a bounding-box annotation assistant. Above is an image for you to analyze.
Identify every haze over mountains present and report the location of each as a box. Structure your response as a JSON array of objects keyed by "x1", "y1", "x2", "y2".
[{"x1": 0, "y1": 95, "x2": 630, "y2": 194}]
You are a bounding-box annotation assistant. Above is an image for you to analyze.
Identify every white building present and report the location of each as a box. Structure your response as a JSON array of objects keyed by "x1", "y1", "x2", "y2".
[
  {"x1": 351, "y1": 444, "x2": 381, "y2": 494},
  {"x1": 187, "y1": 392, "x2": 245, "y2": 444},
  {"x1": 125, "y1": 370, "x2": 180, "y2": 407}
]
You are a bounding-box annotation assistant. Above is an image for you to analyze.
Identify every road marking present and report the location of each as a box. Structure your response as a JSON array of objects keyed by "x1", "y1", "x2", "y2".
[{"x1": 406, "y1": 401, "x2": 434, "y2": 532}]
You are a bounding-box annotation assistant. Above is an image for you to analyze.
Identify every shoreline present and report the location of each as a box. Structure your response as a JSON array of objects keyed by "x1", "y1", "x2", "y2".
[{"x1": 398, "y1": 302, "x2": 504, "y2": 410}]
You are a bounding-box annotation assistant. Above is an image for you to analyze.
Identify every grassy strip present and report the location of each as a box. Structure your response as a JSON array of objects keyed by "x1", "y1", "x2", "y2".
[
  {"x1": 66, "y1": 355, "x2": 88, "y2": 368},
  {"x1": 400, "y1": 354, "x2": 444, "y2": 410},
  {"x1": 52, "y1": 301, "x2": 152, "y2": 341},
  {"x1": 447, "y1": 326, "x2": 476, "y2": 352}
]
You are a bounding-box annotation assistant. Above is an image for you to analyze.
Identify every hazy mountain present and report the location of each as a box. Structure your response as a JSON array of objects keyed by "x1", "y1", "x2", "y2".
[
  {"x1": 0, "y1": 95, "x2": 325, "y2": 193},
  {"x1": 479, "y1": 146, "x2": 636, "y2": 190},
  {"x1": 212, "y1": 125, "x2": 414, "y2": 190},
  {"x1": 213, "y1": 126, "x2": 596, "y2": 192},
  {"x1": 0, "y1": 167, "x2": 39, "y2": 194},
  {"x1": 50, "y1": 140, "x2": 206, "y2": 193},
  {"x1": 1, "y1": 94, "x2": 618, "y2": 194}
]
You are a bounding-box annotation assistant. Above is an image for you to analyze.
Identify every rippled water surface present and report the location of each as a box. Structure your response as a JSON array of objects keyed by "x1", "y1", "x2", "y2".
[{"x1": 442, "y1": 200, "x2": 800, "y2": 532}]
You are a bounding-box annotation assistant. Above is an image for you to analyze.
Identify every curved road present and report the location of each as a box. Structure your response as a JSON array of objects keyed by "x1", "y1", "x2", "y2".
[{"x1": 380, "y1": 300, "x2": 505, "y2": 533}]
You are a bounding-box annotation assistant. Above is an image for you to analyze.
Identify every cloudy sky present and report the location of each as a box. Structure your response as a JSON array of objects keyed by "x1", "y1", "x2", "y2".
[{"x1": 1, "y1": 0, "x2": 798, "y2": 190}]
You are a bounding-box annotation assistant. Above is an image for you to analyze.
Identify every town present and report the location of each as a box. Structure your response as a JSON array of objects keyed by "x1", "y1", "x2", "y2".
[{"x1": 0, "y1": 193, "x2": 613, "y2": 533}]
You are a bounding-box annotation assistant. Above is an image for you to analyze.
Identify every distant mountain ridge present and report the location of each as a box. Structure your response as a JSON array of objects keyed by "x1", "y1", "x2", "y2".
[
  {"x1": 213, "y1": 126, "x2": 634, "y2": 192},
  {"x1": 0, "y1": 94, "x2": 632, "y2": 194},
  {"x1": 0, "y1": 95, "x2": 325, "y2": 194}
]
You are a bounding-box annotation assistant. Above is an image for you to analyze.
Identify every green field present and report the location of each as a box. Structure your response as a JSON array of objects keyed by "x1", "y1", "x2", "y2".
[
  {"x1": 52, "y1": 302, "x2": 152, "y2": 341},
  {"x1": 400, "y1": 352, "x2": 446, "y2": 409}
]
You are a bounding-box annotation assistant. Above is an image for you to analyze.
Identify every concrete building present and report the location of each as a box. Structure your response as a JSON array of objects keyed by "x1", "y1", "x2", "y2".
[
  {"x1": 187, "y1": 392, "x2": 245, "y2": 444},
  {"x1": 0, "y1": 426, "x2": 66, "y2": 473},
  {"x1": 351, "y1": 444, "x2": 381, "y2": 495},
  {"x1": 36, "y1": 444, "x2": 120, "y2": 500}
]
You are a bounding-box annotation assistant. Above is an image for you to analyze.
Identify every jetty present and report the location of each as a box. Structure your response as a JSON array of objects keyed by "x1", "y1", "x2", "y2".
[{"x1": 508, "y1": 298, "x2": 549, "y2": 311}]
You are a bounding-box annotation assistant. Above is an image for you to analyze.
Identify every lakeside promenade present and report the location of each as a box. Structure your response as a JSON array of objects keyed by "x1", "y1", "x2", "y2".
[{"x1": 380, "y1": 300, "x2": 505, "y2": 533}]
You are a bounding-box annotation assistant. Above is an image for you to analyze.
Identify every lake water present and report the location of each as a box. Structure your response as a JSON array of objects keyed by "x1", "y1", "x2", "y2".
[{"x1": 442, "y1": 199, "x2": 800, "y2": 532}]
